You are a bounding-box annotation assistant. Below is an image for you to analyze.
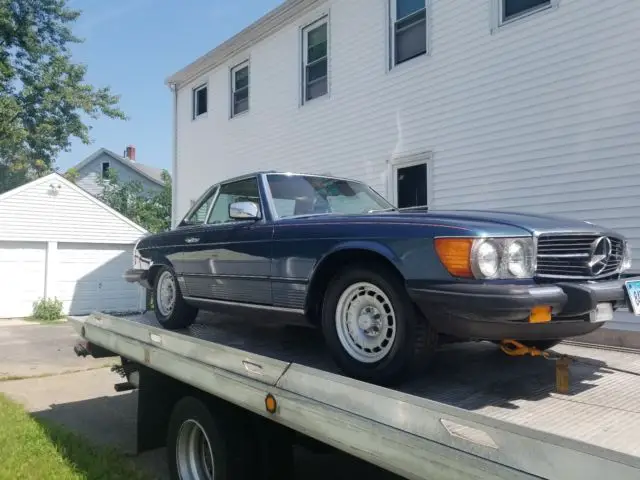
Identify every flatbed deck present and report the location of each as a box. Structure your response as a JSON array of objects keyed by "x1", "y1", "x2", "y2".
[{"x1": 70, "y1": 311, "x2": 640, "y2": 479}]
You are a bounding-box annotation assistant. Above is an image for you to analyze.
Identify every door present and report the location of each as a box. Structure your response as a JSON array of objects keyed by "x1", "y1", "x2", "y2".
[
  {"x1": 179, "y1": 176, "x2": 273, "y2": 305},
  {"x1": 55, "y1": 243, "x2": 144, "y2": 315},
  {"x1": 392, "y1": 158, "x2": 430, "y2": 208},
  {"x1": 0, "y1": 242, "x2": 46, "y2": 318}
]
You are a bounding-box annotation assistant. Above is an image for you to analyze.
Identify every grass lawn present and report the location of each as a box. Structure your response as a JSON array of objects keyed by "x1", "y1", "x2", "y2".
[{"x1": 0, "y1": 394, "x2": 151, "y2": 480}]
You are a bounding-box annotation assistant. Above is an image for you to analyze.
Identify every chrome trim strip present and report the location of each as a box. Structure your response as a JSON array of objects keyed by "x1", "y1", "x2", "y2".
[{"x1": 183, "y1": 296, "x2": 305, "y2": 314}]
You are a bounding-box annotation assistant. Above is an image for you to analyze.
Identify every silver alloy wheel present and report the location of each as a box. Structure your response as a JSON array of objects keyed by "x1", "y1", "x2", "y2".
[
  {"x1": 157, "y1": 270, "x2": 177, "y2": 317},
  {"x1": 335, "y1": 282, "x2": 397, "y2": 363},
  {"x1": 176, "y1": 419, "x2": 215, "y2": 480}
]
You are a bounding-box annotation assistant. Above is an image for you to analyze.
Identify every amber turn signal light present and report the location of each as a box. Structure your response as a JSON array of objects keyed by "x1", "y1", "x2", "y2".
[
  {"x1": 434, "y1": 238, "x2": 473, "y2": 278},
  {"x1": 265, "y1": 393, "x2": 277, "y2": 414},
  {"x1": 529, "y1": 306, "x2": 552, "y2": 323}
]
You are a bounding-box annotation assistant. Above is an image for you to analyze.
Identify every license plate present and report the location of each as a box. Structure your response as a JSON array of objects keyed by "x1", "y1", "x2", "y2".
[
  {"x1": 590, "y1": 302, "x2": 614, "y2": 323},
  {"x1": 625, "y1": 280, "x2": 640, "y2": 316}
]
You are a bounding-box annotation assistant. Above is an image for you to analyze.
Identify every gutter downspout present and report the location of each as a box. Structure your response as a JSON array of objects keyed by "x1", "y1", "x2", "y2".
[{"x1": 169, "y1": 82, "x2": 178, "y2": 229}]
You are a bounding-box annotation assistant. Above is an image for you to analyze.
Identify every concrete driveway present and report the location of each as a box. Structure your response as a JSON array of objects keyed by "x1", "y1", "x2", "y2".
[{"x1": 0, "y1": 320, "x2": 399, "y2": 480}]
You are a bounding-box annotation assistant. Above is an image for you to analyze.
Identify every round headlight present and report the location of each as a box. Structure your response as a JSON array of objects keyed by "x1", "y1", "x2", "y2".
[
  {"x1": 475, "y1": 240, "x2": 499, "y2": 278},
  {"x1": 507, "y1": 240, "x2": 529, "y2": 277}
]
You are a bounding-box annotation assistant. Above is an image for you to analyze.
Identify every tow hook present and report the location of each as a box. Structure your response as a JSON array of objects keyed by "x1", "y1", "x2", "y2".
[{"x1": 500, "y1": 339, "x2": 571, "y2": 395}]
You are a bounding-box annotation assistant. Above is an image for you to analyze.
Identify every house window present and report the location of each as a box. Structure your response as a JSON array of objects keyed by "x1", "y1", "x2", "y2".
[
  {"x1": 101, "y1": 161, "x2": 110, "y2": 178},
  {"x1": 231, "y1": 62, "x2": 249, "y2": 117},
  {"x1": 391, "y1": 0, "x2": 427, "y2": 66},
  {"x1": 193, "y1": 84, "x2": 208, "y2": 119},
  {"x1": 501, "y1": 0, "x2": 552, "y2": 23},
  {"x1": 392, "y1": 154, "x2": 431, "y2": 208},
  {"x1": 302, "y1": 18, "x2": 328, "y2": 103}
]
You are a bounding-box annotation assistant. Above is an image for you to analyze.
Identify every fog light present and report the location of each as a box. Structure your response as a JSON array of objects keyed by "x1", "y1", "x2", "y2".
[{"x1": 529, "y1": 306, "x2": 552, "y2": 323}]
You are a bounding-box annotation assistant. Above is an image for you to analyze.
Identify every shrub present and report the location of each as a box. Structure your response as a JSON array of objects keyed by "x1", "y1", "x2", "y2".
[{"x1": 32, "y1": 297, "x2": 64, "y2": 322}]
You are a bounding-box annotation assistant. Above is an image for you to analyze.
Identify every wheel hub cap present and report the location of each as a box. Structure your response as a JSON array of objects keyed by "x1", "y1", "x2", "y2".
[{"x1": 335, "y1": 282, "x2": 397, "y2": 364}]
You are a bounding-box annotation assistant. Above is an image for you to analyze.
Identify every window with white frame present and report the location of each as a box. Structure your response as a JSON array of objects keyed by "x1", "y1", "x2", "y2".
[
  {"x1": 231, "y1": 62, "x2": 249, "y2": 116},
  {"x1": 192, "y1": 84, "x2": 208, "y2": 119},
  {"x1": 302, "y1": 18, "x2": 328, "y2": 103},
  {"x1": 390, "y1": 0, "x2": 427, "y2": 67},
  {"x1": 501, "y1": 0, "x2": 552, "y2": 24}
]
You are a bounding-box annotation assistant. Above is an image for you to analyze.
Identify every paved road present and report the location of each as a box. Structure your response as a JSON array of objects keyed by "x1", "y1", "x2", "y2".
[{"x1": 0, "y1": 321, "x2": 400, "y2": 480}]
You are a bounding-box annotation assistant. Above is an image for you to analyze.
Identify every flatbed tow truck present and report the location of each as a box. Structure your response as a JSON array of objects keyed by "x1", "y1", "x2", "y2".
[{"x1": 70, "y1": 311, "x2": 640, "y2": 479}]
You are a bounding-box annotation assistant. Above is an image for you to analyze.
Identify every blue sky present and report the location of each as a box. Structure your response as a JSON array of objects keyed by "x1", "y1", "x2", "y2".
[{"x1": 57, "y1": 0, "x2": 283, "y2": 172}]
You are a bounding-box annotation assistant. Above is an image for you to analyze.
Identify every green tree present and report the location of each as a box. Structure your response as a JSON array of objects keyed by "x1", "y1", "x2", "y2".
[
  {"x1": 0, "y1": 0, "x2": 126, "y2": 193},
  {"x1": 97, "y1": 168, "x2": 172, "y2": 233}
]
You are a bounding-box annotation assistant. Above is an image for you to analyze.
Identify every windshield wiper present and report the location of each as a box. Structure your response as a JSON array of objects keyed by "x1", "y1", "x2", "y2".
[{"x1": 367, "y1": 207, "x2": 398, "y2": 213}]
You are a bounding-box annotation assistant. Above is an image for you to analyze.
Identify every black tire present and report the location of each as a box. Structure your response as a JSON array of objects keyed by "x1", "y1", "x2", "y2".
[
  {"x1": 153, "y1": 265, "x2": 198, "y2": 330},
  {"x1": 167, "y1": 396, "x2": 256, "y2": 480},
  {"x1": 321, "y1": 265, "x2": 439, "y2": 386}
]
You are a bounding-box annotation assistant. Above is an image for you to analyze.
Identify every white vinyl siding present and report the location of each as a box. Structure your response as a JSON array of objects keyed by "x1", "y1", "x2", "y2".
[
  {"x1": 0, "y1": 176, "x2": 145, "y2": 244},
  {"x1": 174, "y1": 0, "x2": 640, "y2": 269}
]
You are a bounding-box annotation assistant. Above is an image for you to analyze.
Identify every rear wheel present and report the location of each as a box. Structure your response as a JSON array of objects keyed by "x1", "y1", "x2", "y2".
[
  {"x1": 167, "y1": 397, "x2": 254, "y2": 480},
  {"x1": 153, "y1": 265, "x2": 198, "y2": 330},
  {"x1": 321, "y1": 265, "x2": 438, "y2": 386}
]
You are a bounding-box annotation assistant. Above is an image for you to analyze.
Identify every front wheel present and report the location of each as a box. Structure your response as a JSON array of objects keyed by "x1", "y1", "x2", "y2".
[
  {"x1": 321, "y1": 265, "x2": 438, "y2": 386},
  {"x1": 153, "y1": 265, "x2": 198, "y2": 330}
]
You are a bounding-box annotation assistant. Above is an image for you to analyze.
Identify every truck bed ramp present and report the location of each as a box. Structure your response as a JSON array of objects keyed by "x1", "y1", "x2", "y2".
[{"x1": 69, "y1": 312, "x2": 640, "y2": 480}]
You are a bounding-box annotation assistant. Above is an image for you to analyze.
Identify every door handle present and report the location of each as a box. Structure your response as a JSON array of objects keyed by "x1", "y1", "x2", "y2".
[{"x1": 184, "y1": 237, "x2": 200, "y2": 244}]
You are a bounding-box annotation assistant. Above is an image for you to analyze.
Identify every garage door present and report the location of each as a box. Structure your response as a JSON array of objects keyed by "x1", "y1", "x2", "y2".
[
  {"x1": 56, "y1": 243, "x2": 143, "y2": 315},
  {"x1": 0, "y1": 242, "x2": 47, "y2": 318}
]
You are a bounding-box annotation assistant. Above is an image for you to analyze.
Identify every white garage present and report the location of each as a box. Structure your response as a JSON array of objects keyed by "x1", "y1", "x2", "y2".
[{"x1": 0, "y1": 173, "x2": 148, "y2": 318}]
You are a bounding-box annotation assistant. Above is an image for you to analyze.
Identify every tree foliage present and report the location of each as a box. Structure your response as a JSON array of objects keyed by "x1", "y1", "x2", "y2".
[
  {"x1": 0, "y1": 0, "x2": 126, "y2": 193},
  {"x1": 97, "y1": 169, "x2": 172, "y2": 234}
]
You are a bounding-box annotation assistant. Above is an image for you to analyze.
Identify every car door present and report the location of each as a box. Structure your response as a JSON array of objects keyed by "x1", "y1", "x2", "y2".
[{"x1": 180, "y1": 176, "x2": 273, "y2": 305}]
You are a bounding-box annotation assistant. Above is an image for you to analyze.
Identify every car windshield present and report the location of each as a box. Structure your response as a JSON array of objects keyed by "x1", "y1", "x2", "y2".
[{"x1": 266, "y1": 174, "x2": 394, "y2": 218}]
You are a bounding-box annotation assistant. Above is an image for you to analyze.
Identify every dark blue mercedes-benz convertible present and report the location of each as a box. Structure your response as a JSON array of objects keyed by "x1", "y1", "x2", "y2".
[{"x1": 125, "y1": 171, "x2": 640, "y2": 385}]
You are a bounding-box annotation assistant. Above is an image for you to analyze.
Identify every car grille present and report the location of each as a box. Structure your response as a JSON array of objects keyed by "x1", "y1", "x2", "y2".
[{"x1": 536, "y1": 233, "x2": 624, "y2": 279}]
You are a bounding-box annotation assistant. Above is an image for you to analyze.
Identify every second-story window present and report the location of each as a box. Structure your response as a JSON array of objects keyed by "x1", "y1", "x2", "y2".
[
  {"x1": 193, "y1": 84, "x2": 208, "y2": 119},
  {"x1": 502, "y1": 0, "x2": 551, "y2": 23},
  {"x1": 231, "y1": 62, "x2": 249, "y2": 117},
  {"x1": 302, "y1": 18, "x2": 328, "y2": 103},
  {"x1": 391, "y1": 0, "x2": 427, "y2": 66}
]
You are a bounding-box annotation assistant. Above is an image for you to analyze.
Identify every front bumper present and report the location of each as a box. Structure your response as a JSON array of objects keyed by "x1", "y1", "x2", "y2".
[
  {"x1": 124, "y1": 268, "x2": 152, "y2": 290},
  {"x1": 408, "y1": 276, "x2": 638, "y2": 341}
]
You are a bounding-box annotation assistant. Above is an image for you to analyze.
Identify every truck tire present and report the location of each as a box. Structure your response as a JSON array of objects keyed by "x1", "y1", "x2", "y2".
[
  {"x1": 153, "y1": 265, "x2": 198, "y2": 330},
  {"x1": 321, "y1": 265, "x2": 439, "y2": 386},
  {"x1": 167, "y1": 396, "x2": 255, "y2": 480}
]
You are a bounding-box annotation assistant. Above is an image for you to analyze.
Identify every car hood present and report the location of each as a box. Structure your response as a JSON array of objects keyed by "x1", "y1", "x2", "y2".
[
  {"x1": 412, "y1": 209, "x2": 616, "y2": 236},
  {"x1": 282, "y1": 208, "x2": 617, "y2": 237}
]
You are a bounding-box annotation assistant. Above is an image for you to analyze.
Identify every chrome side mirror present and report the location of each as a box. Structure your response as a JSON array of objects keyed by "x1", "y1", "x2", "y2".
[{"x1": 229, "y1": 201, "x2": 260, "y2": 220}]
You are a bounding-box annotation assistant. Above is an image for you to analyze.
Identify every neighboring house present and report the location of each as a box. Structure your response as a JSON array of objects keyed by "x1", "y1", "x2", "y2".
[
  {"x1": 0, "y1": 172, "x2": 148, "y2": 318},
  {"x1": 165, "y1": 0, "x2": 640, "y2": 272},
  {"x1": 72, "y1": 145, "x2": 165, "y2": 197}
]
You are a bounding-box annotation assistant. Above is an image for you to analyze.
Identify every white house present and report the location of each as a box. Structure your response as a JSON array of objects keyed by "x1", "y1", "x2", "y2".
[
  {"x1": 165, "y1": 0, "x2": 640, "y2": 270},
  {"x1": 0, "y1": 173, "x2": 147, "y2": 318},
  {"x1": 71, "y1": 146, "x2": 166, "y2": 197}
]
